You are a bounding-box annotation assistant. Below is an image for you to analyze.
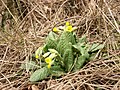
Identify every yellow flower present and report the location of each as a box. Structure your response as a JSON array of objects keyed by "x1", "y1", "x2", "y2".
[
  {"x1": 53, "y1": 27, "x2": 60, "y2": 32},
  {"x1": 65, "y1": 25, "x2": 73, "y2": 32},
  {"x1": 47, "y1": 64, "x2": 51, "y2": 68},
  {"x1": 44, "y1": 52, "x2": 57, "y2": 68},
  {"x1": 36, "y1": 55, "x2": 39, "y2": 59},
  {"x1": 66, "y1": 22, "x2": 70, "y2": 26},
  {"x1": 45, "y1": 57, "x2": 53, "y2": 69},
  {"x1": 65, "y1": 22, "x2": 78, "y2": 32},
  {"x1": 45, "y1": 57, "x2": 52, "y2": 64}
]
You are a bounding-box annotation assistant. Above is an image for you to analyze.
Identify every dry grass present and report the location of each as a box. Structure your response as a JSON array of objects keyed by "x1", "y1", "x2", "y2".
[{"x1": 0, "y1": 0, "x2": 120, "y2": 90}]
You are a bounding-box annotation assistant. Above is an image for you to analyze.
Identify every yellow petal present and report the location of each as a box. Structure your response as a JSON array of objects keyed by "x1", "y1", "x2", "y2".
[
  {"x1": 35, "y1": 55, "x2": 39, "y2": 59},
  {"x1": 66, "y1": 22, "x2": 70, "y2": 26},
  {"x1": 47, "y1": 64, "x2": 51, "y2": 68},
  {"x1": 65, "y1": 26, "x2": 73, "y2": 32},
  {"x1": 53, "y1": 27, "x2": 60, "y2": 32},
  {"x1": 45, "y1": 57, "x2": 52, "y2": 64}
]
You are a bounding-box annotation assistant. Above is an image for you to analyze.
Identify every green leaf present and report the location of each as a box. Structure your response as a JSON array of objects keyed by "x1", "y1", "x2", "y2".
[
  {"x1": 79, "y1": 47, "x2": 85, "y2": 55},
  {"x1": 20, "y1": 61, "x2": 36, "y2": 71},
  {"x1": 63, "y1": 44, "x2": 73, "y2": 71},
  {"x1": 57, "y1": 31, "x2": 76, "y2": 55},
  {"x1": 80, "y1": 47, "x2": 90, "y2": 59},
  {"x1": 47, "y1": 31, "x2": 58, "y2": 40},
  {"x1": 42, "y1": 44, "x2": 48, "y2": 53},
  {"x1": 73, "y1": 56, "x2": 86, "y2": 71},
  {"x1": 73, "y1": 43, "x2": 89, "y2": 59},
  {"x1": 78, "y1": 35, "x2": 86, "y2": 43},
  {"x1": 83, "y1": 52, "x2": 90, "y2": 59},
  {"x1": 46, "y1": 31, "x2": 58, "y2": 49},
  {"x1": 89, "y1": 43, "x2": 104, "y2": 52},
  {"x1": 50, "y1": 66, "x2": 65, "y2": 77},
  {"x1": 72, "y1": 35, "x2": 87, "y2": 53},
  {"x1": 72, "y1": 42, "x2": 85, "y2": 52},
  {"x1": 30, "y1": 67, "x2": 49, "y2": 82},
  {"x1": 89, "y1": 53, "x2": 96, "y2": 61}
]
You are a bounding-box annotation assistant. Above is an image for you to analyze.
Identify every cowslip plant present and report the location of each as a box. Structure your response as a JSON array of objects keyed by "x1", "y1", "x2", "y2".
[{"x1": 22, "y1": 22, "x2": 104, "y2": 82}]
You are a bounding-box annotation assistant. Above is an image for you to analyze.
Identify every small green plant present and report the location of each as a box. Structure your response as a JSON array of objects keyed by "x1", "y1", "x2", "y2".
[{"x1": 22, "y1": 22, "x2": 104, "y2": 82}]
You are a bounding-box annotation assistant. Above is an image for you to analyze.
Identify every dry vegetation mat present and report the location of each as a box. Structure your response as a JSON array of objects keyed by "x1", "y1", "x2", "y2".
[{"x1": 0, "y1": 0, "x2": 120, "y2": 90}]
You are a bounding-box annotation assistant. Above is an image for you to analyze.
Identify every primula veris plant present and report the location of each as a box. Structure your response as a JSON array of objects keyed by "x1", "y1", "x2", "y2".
[{"x1": 27, "y1": 22, "x2": 104, "y2": 82}]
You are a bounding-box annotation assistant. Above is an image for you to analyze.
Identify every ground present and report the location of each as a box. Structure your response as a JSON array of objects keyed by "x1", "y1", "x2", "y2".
[{"x1": 0, "y1": 0, "x2": 120, "y2": 90}]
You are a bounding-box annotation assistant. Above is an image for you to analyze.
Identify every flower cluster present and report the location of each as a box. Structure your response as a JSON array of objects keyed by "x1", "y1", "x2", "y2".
[
  {"x1": 35, "y1": 48, "x2": 58, "y2": 68},
  {"x1": 53, "y1": 22, "x2": 77, "y2": 33}
]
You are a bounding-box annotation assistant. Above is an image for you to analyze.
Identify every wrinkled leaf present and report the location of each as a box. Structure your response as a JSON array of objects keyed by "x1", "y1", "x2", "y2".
[
  {"x1": 20, "y1": 61, "x2": 36, "y2": 71},
  {"x1": 78, "y1": 35, "x2": 86, "y2": 43},
  {"x1": 57, "y1": 31, "x2": 76, "y2": 55},
  {"x1": 79, "y1": 47, "x2": 90, "y2": 59},
  {"x1": 73, "y1": 43, "x2": 89, "y2": 59},
  {"x1": 83, "y1": 52, "x2": 90, "y2": 59},
  {"x1": 89, "y1": 43, "x2": 104, "y2": 52},
  {"x1": 42, "y1": 44, "x2": 48, "y2": 53},
  {"x1": 50, "y1": 66, "x2": 65, "y2": 77},
  {"x1": 80, "y1": 47, "x2": 85, "y2": 55},
  {"x1": 46, "y1": 31, "x2": 58, "y2": 49},
  {"x1": 72, "y1": 42, "x2": 85, "y2": 52},
  {"x1": 73, "y1": 56, "x2": 86, "y2": 71},
  {"x1": 89, "y1": 53, "x2": 96, "y2": 61},
  {"x1": 47, "y1": 31, "x2": 58, "y2": 40},
  {"x1": 63, "y1": 44, "x2": 73, "y2": 71},
  {"x1": 30, "y1": 67, "x2": 49, "y2": 82}
]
